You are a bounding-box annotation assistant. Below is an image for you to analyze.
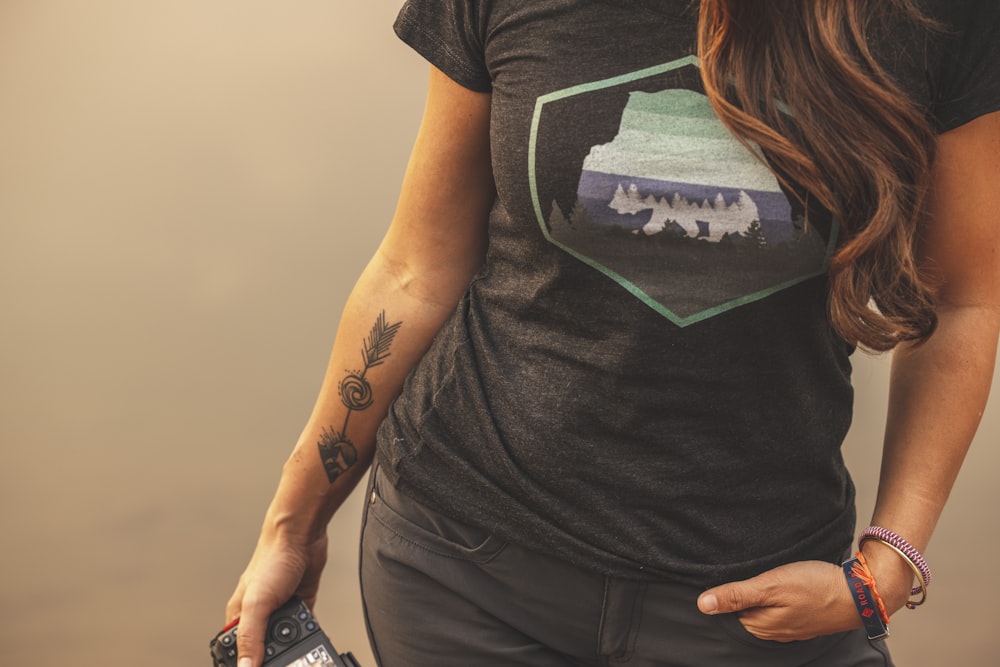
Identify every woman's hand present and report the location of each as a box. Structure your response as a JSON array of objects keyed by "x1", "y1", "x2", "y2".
[
  {"x1": 697, "y1": 111, "x2": 1000, "y2": 647},
  {"x1": 696, "y1": 560, "x2": 865, "y2": 642},
  {"x1": 224, "y1": 529, "x2": 329, "y2": 667}
]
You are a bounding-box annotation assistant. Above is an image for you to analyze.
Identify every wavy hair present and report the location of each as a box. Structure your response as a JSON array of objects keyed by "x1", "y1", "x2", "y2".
[{"x1": 697, "y1": 0, "x2": 940, "y2": 351}]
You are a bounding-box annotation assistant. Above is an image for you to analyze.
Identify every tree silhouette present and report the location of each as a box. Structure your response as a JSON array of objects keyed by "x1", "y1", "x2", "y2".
[
  {"x1": 548, "y1": 200, "x2": 570, "y2": 233},
  {"x1": 569, "y1": 199, "x2": 596, "y2": 231}
]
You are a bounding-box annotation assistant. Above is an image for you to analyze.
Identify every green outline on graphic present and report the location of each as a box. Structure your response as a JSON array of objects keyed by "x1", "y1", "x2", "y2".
[{"x1": 528, "y1": 55, "x2": 837, "y2": 327}]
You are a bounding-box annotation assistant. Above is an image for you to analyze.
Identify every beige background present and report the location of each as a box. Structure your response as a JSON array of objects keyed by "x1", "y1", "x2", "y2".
[{"x1": 1, "y1": 2, "x2": 997, "y2": 665}]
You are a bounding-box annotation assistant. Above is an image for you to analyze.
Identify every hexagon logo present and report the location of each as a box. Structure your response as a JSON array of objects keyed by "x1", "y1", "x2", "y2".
[{"x1": 528, "y1": 56, "x2": 836, "y2": 327}]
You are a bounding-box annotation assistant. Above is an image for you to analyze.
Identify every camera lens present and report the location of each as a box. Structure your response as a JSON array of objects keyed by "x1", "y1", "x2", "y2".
[{"x1": 271, "y1": 618, "x2": 300, "y2": 645}]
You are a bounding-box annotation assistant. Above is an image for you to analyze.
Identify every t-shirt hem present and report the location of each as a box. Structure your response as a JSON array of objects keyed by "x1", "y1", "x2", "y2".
[{"x1": 935, "y1": 98, "x2": 1000, "y2": 133}]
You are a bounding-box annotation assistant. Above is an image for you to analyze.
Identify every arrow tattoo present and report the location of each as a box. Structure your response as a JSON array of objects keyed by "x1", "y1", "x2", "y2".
[{"x1": 318, "y1": 310, "x2": 403, "y2": 483}]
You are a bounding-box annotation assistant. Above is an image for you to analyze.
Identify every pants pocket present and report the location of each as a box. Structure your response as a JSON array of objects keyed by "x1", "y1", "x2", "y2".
[
  {"x1": 713, "y1": 611, "x2": 850, "y2": 664},
  {"x1": 368, "y1": 464, "x2": 506, "y2": 563}
]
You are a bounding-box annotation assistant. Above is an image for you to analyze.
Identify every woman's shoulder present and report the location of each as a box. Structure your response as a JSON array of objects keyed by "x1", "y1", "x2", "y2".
[{"x1": 915, "y1": 0, "x2": 1000, "y2": 131}]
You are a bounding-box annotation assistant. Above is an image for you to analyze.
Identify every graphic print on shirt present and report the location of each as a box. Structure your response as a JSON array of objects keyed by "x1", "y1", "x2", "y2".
[{"x1": 529, "y1": 56, "x2": 837, "y2": 326}]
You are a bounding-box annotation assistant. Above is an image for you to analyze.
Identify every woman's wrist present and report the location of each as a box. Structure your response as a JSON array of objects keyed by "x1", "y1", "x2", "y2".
[
  {"x1": 257, "y1": 416, "x2": 376, "y2": 546},
  {"x1": 260, "y1": 457, "x2": 342, "y2": 545},
  {"x1": 262, "y1": 501, "x2": 329, "y2": 547},
  {"x1": 859, "y1": 539, "x2": 917, "y2": 614}
]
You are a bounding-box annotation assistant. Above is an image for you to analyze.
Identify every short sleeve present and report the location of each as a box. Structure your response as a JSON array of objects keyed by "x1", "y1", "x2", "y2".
[
  {"x1": 394, "y1": 0, "x2": 492, "y2": 93},
  {"x1": 929, "y1": 0, "x2": 1000, "y2": 131}
]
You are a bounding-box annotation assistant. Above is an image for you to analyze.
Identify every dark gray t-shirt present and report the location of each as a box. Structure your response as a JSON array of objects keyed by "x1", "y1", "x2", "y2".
[{"x1": 376, "y1": 0, "x2": 1000, "y2": 585}]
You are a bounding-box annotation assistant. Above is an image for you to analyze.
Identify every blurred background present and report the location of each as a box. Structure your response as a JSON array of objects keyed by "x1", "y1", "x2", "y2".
[{"x1": 0, "y1": 2, "x2": 997, "y2": 665}]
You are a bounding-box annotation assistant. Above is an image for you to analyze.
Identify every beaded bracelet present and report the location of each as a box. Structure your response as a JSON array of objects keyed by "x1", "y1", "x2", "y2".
[{"x1": 843, "y1": 552, "x2": 890, "y2": 640}]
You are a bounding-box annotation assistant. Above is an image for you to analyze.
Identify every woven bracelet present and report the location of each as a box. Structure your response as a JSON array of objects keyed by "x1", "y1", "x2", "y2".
[
  {"x1": 859, "y1": 526, "x2": 932, "y2": 591},
  {"x1": 860, "y1": 537, "x2": 928, "y2": 608}
]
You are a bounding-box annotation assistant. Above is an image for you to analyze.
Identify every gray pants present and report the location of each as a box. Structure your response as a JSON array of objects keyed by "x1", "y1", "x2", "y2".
[{"x1": 359, "y1": 465, "x2": 893, "y2": 667}]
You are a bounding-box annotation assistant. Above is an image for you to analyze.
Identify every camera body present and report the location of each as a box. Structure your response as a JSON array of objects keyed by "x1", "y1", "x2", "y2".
[{"x1": 210, "y1": 596, "x2": 360, "y2": 667}]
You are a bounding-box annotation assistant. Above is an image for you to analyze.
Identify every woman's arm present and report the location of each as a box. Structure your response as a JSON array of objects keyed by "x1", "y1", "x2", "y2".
[
  {"x1": 862, "y1": 108, "x2": 1000, "y2": 610},
  {"x1": 226, "y1": 66, "x2": 494, "y2": 667},
  {"x1": 697, "y1": 109, "x2": 1000, "y2": 641}
]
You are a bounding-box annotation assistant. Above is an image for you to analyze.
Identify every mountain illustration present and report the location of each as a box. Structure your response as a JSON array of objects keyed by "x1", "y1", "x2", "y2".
[
  {"x1": 538, "y1": 81, "x2": 832, "y2": 324},
  {"x1": 574, "y1": 88, "x2": 793, "y2": 244},
  {"x1": 581, "y1": 88, "x2": 786, "y2": 194}
]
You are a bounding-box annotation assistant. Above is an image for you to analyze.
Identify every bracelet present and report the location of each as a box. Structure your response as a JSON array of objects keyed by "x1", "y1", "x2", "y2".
[
  {"x1": 843, "y1": 552, "x2": 890, "y2": 640},
  {"x1": 860, "y1": 536, "x2": 928, "y2": 609},
  {"x1": 859, "y1": 526, "x2": 932, "y2": 589},
  {"x1": 853, "y1": 551, "x2": 891, "y2": 624}
]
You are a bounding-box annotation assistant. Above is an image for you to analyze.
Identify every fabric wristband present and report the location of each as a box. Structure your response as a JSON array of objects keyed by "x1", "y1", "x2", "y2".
[{"x1": 843, "y1": 555, "x2": 890, "y2": 641}]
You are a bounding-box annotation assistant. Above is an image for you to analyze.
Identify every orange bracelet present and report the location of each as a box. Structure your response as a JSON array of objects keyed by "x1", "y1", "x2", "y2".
[{"x1": 850, "y1": 551, "x2": 891, "y2": 624}]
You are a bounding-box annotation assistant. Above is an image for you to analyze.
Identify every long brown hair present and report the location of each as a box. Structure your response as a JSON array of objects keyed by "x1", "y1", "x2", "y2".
[{"x1": 697, "y1": 0, "x2": 939, "y2": 351}]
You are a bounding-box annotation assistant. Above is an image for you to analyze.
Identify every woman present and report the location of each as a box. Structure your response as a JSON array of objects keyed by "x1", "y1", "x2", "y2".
[{"x1": 226, "y1": 1, "x2": 1000, "y2": 665}]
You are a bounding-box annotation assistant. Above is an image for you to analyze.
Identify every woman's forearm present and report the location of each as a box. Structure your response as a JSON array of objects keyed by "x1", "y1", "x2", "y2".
[
  {"x1": 224, "y1": 69, "x2": 493, "y2": 667},
  {"x1": 254, "y1": 66, "x2": 494, "y2": 548},
  {"x1": 863, "y1": 111, "x2": 1000, "y2": 609},
  {"x1": 259, "y1": 244, "x2": 485, "y2": 546},
  {"x1": 864, "y1": 303, "x2": 1000, "y2": 608}
]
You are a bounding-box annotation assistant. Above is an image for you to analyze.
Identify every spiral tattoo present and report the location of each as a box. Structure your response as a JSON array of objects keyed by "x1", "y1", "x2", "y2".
[
  {"x1": 339, "y1": 373, "x2": 374, "y2": 411},
  {"x1": 319, "y1": 311, "x2": 402, "y2": 483}
]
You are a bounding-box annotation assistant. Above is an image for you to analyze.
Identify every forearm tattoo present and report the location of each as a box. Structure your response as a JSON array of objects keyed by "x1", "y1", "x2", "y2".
[{"x1": 318, "y1": 311, "x2": 403, "y2": 483}]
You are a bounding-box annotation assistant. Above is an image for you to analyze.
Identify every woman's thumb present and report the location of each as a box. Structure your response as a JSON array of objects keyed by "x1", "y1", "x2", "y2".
[{"x1": 697, "y1": 579, "x2": 764, "y2": 615}]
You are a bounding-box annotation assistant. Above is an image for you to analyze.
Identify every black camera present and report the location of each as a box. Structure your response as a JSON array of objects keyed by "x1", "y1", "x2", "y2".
[{"x1": 210, "y1": 596, "x2": 360, "y2": 667}]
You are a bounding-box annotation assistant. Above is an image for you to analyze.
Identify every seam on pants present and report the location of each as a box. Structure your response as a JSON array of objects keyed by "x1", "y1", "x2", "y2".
[
  {"x1": 596, "y1": 577, "x2": 611, "y2": 661},
  {"x1": 359, "y1": 464, "x2": 387, "y2": 667},
  {"x1": 797, "y1": 629, "x2": 893, "y2": 667},
  {"x1": 871, "y1": 637, "x2": 893, "y2": 667},
  {"x1": 598, "y1": 580, "x2": 647, "y2": 665},
  {"x1": 615, "y1": 581, "x2": 646, "y2": 664}
]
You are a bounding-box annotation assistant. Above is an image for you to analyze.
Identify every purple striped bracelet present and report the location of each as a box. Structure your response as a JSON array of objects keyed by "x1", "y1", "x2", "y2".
[{"x1": 859, "y1": 526, "x2": 932, "y2": 594}]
